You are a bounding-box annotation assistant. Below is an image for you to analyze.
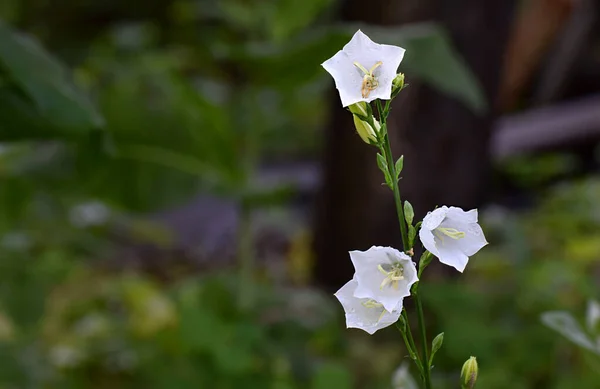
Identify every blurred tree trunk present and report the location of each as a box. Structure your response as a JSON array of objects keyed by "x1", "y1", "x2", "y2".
[{"x1": 313, "y1": 0, "x2": 516, "y2": 289}]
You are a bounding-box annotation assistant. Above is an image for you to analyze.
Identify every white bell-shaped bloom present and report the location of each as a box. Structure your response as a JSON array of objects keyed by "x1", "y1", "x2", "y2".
[
  {"x1": 334, "y1": 278, "x2": 401, "y2": 335},
  {"x1": 322, "y1": 30, "x2": 405, "y2": 107},
  {"x1": 349, "y1": 246, "x2": 418, "y2": 313},
  {"x1": 419, "y1": 206, "x2": 488, "y2": 272}
]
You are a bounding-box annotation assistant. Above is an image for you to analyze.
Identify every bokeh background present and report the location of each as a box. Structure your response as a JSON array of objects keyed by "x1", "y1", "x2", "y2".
[{"x1": 1, "y1": 0, "x2": 600, "y2": 388}]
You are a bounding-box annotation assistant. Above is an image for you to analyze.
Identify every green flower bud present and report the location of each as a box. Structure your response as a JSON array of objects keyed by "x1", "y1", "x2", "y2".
[
  {"x1": 461, "y1": 356, "x2": 478, "y2": 389},
  {"x1": 348, "y1": 101, "x2": 369, "y2": 117},
  {"x1": 348, "y1": 102, "x2": 379, "y2": 144},
  {"x1": 353, "y1": 115, "x2": 378, "y2": 144},
  {"x1": 392, "y1": 73, "x2": 405, "y2": 96}
]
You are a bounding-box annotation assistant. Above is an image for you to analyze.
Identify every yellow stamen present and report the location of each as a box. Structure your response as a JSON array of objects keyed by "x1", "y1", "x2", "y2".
[
  {"x1": 437, "y1": 227, "x2": 466, "y2": 240},
  {"x1": 362, "y1": 299, "x2": 383, "y2": 309},
  {"x1": 378, "y1": 264, "x2": 405, "y2": 290},
  {"x1": 354, "y1": 61, "x2": 383, "y2": 98}
]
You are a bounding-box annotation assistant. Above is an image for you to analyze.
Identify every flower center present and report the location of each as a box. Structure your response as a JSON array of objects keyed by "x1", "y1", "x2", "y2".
[
  {"x1": 378, "y1": 263, "x2": 404, "y2": 290},
  {"x1": 434, "y1": 227, "x2": 466, "y2": 244},
  {"x1": 354, "y1": 61, "x2": 382, "y2": 98}
]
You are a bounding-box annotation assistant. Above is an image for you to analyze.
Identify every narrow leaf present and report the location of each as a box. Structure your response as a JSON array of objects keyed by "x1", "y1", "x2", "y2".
[
  {"x1": 408, "y1": 225, "x2": 416, "y2": 248},
  {"x1": 430, "y1": 332, "x2": 444, "y2": 365},
  {"x1": 395, "y1": 155, "x2": 404, "y2": 178},
  {"x1": 376, "y1": 153, "x2": 392, "y2": 188}
]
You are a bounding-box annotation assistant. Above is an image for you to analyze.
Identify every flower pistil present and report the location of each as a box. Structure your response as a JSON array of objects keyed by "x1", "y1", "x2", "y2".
[{"x1": 354, "y1": 61, "x2": 383, "y2": 98}]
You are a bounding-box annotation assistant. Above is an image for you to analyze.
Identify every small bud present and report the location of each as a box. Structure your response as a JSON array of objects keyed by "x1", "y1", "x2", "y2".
[
  {"x1": 392, "y1": 73, "x2": 405, "y2": 96},
  {"x1": 348, "y1": 101, "x2": 369, "y2": 117},
  {"x1": 461, "y1": 356, "x2": 478, "y2": 389},
  {"x1": 404, "y1": 201, "x2": 414, "y2": 226},
  {"x1": 352, "y1": 115, "x2": 378, "y2": 144},
  {"x1": 348, "y1": 102, "x2": 379, "y2": 144}
]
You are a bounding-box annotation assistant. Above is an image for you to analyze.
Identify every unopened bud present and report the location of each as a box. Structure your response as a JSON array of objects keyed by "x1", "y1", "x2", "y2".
[
  {"x1": 348, "y1": 102, "x2": 379, "y2": 144},
  {"x1": 392, "y1": 73, "x2": 405, "y2": 96},
  {"x1": 352, "y1": 115, "x2": 378, "y2": 144},
  {"x1": 348, "y1": 101, "x2": 369, "y2": 117},
  {"x1": 461, "y1": 356, "x2": 478, "y2": 389}
]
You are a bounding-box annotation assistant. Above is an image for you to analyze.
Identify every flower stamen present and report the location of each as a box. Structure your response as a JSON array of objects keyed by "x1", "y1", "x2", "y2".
[
  {"x1": 354, "y1": 61, "x2": 383, "y2": 98},
  {"x1": 378, "y1": 264, "x2": 405, "y2": 290},
  {"x1": 361, "y1": 299, "x2": 388, "y2": 323},
  {"x1": 437, "y1": 227, "x2": 466, "y2": 240},
  {"x1": 361, "y1": 299, "x2": 383, "y2": 309}
]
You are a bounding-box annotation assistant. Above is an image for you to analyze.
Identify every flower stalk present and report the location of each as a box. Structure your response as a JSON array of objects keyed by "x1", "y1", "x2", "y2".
[
  {"x1": 324, "y1": 29, "x2": 488, "y2": 389},
  {"x1": 375, "y1": 101, "x2": 432, "y2": 389}
]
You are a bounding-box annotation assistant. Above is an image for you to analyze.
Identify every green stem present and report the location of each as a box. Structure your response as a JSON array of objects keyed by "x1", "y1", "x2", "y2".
[
  {"x1": 376, "y1": 100, "x2": 431, "y2": 388},
  {"x1": 415, "y1": 290, "x2": 431, "y2": 388},
  {"x1": 395, "y1": 320, "x2": 423, "y2": 376},
  {"x1": 376, "y1": 102, "x2": 409, "y2": 252},
  {"x1": 383, "y1": 136, "x2": 410, "y2": 252},
  {"x1": 402, "y1": 309, "x2": 420, "y2": 363}
]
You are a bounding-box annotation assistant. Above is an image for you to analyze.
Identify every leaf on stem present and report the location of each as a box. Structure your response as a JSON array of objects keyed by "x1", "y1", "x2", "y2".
[
  {"x1": 430, "y1": 332, "x2": 444, "y2": 365},
  {"x1": 408, "y1": 225, "x2": 416, "y2": 248},
  {"x1": 376, "y1": 152, "x2": 393, "y2": 189},
  {"x1": 395, "y1": 155, "x2": 404, "y2": 180}
]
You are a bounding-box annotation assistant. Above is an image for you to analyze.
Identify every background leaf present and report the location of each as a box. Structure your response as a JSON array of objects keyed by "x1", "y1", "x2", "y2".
[{"x1": 0, "y1": 20, "x2": 103, "y2": 140}]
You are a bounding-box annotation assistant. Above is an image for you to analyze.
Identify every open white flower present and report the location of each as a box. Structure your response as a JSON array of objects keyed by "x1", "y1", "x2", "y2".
[
  {"x1": 322, "y1": 30, "x2": 405, "y2": 107},
  {"x1": 419, "y1": 206, "x2": 488, "y2": 272},
  {"x1": 334, "y1": 277, "x2": 401, "y2": 334},
  {"x1": 349, "y1": 246, "x2": 418, "y2": 313}
]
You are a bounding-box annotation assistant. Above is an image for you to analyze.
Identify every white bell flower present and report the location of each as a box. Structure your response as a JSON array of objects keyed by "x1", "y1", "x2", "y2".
[
  {"x1": 419, "y1": 206, "x2": 488, "y2": 272},
  {"x1": 321, "y1": 30, "x2": 406, "y2": 107},
  {"x1": 334, "y1": 277, "x2": 401, "y2": 335},
  {"x1": 349, "y1": 246, "x2": 418, "y2": 313}
]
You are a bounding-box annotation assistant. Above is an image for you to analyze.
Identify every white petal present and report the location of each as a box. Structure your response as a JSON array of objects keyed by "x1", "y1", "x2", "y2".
[
  {"x1": 321, "y1": 50, "x2": 364, "y2": 107},
  {"x1": 418, "y1": 227, "x2": 439, "y2": 257},
  {"x1": 421, "y1": 206, "x2": 448, "y2": 231},
  {"x1": 436, "y1": 244, "x2": 469, "y2": 272},
  {"x1": 457, "y1": 223, "x2": 488, "y2": 256},
  {"x1": 322, "y1": 30, "x2": 406, "y2": 107},
  {"x1": 446, "y1": 207, "x2": 478, "y2": 223},
  {"x1": 350, "y1": 246, "x2": 417, "y2": 312},
  {"x1": 334, "y1": 278, "x2": 401, "y2": 335}
]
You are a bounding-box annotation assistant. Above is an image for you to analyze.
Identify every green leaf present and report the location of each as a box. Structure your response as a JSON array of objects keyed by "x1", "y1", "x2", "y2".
[
  {"x1": 395, "y1": 155, "x2": 404, "y2": 179},
  {"x1": 0, "y1": 20, "x2": 103, "y2": 140},
  {"x1": 430, "y1": 332, "x2": 444, "y2": 365},
  {"x1": 408, "y1": 225, "x2": 416, "y2": 248},
  {"x1": 376, "y1": 152, "x2": 392, "y2": 189}
]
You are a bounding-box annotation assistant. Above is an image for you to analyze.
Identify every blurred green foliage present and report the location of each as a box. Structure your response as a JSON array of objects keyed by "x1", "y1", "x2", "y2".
[{"x1": 0, "y1": 0, "x2": 597, "y2": 388}]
